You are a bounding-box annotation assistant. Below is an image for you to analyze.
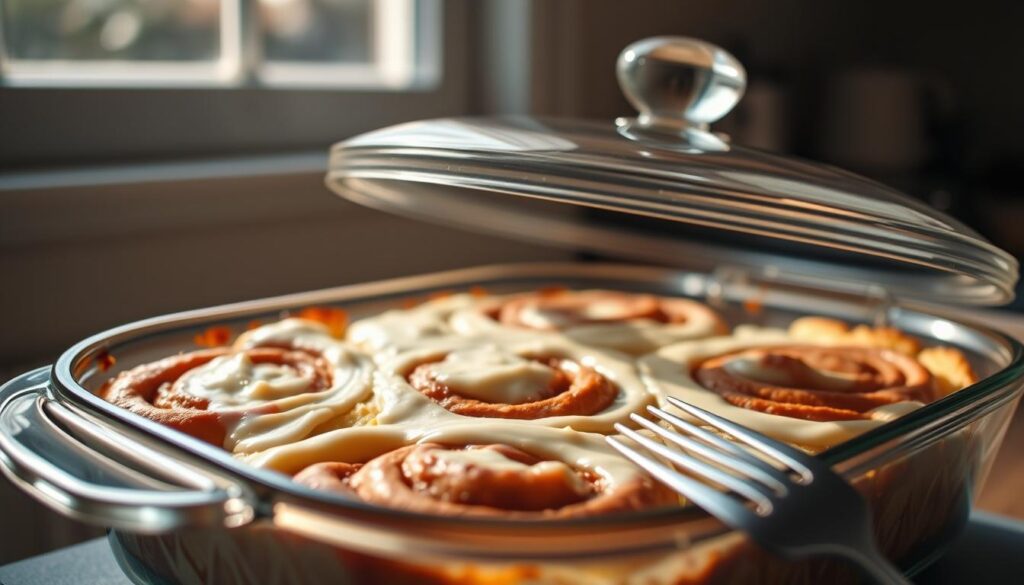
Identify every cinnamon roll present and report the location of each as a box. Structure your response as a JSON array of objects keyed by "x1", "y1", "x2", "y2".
[
  {"x1": 100, "y1": 318, "x2": 376, "y2": 453},
  {"x1": 374, "y1": 335, "x2": 655, "y2": 433},
  {"x1": 450, "y1": 289, "x2": 727, "y2": 354},
  {"x1": 407, "y1": 352, "x2": 617, "y2": 420},
  {"x1": 641, "y1": 318, "x2": 976, "y2": 450},
  {"x1": 289, "y1": 425, "x2": 676, "y2": 519}
]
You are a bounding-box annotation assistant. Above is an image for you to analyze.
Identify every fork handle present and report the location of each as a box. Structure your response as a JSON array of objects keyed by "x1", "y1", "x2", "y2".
[{"x1": 840, "y1": 546, "x2": 913, "y2": 585}]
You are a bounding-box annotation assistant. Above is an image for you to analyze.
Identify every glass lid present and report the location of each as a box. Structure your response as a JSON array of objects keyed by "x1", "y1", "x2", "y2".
[{"x1": 326, "y1": 36, "x2": 1018, "y2": 305}]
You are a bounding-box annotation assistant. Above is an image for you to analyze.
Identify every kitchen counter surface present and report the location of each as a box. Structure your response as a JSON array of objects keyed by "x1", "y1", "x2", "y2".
[{"x1": 2, "y1": 512, "x2": 1022, "y2": 584}]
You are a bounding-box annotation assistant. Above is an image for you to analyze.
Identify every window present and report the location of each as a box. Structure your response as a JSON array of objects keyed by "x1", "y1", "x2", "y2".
[
  {"x1": 0, "y1": 0, "x2": 462, "y2": 169},
  {"x1": 0, "y1": 0, "x2": 428, "y2": 88}
]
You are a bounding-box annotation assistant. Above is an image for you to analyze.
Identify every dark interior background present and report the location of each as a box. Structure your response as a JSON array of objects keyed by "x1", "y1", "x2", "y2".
[{"x1": 2, "y1": 0, "x2": 1023, "y2": 564}]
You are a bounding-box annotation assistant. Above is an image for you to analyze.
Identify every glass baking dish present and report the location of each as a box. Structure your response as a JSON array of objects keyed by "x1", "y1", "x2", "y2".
[{"x1": 1, "y1": 262, "x2": 1021, "y2": 584}]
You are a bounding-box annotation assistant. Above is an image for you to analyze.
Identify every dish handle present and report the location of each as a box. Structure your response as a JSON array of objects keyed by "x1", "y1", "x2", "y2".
[{"x1": 0, "y1": 367, "x2": 256, "y2": 533}]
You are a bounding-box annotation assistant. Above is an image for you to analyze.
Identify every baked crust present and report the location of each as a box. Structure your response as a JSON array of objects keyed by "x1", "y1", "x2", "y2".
[
  {"x1": 918, "y1": 346, "x2": 978, "y2": 396},
  {"x1": 788, "y1": 316, "x2": 923, "y2": 355},
  {"x1": 788, "y1": 316, "x2": 977, "y2": 394}
]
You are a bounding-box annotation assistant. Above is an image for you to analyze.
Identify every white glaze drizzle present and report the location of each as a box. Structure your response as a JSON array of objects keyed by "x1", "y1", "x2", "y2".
[
  {"x1": 425, "y1": 449, "x2": 590, "y2": 496},
  {"x1": 414, "y1": 345, "x2": 558, "y2": 404},
  {"x1": 346, "y1": 294, "x2": 480, "y2": 352},
  {"x1": 239, "y1": 327, "x2": 654, "y2": 492},
  {"x1": 176, "y1": 353, "x2": 315, "y2": 405},
  {"x1": 722, "y1": 354, "x2": 858, "y2": 391},
  {"x1": 215, "y1": 305, "x2": 942, "y2": 498},
  {"x1": 182, "y1": 319, "x2": 376, "y2": 454}
]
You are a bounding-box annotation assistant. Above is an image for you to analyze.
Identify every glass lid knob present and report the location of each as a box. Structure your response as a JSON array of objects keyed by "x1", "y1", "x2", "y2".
[{"x1": 617, "y1": 37, "x2": 746, "y2": 132}]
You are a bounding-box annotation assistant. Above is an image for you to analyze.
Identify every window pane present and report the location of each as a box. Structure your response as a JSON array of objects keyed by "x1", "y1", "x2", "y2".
[
  {"x1": 0, "y1": 0, "x2": 432, "y2": 88},
  {"x1": 260, "y1": 0, "x2": 372, "y2": 63},
  {"x1": 257, "y1": 0, "x2": 421, "y2": 88},
  {"x1": 2, "y1": 0, "x2": 220, "y2": 61}
]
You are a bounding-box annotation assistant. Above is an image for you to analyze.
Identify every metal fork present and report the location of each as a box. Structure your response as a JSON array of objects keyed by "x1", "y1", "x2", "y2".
[{"x1": 606, "y1": 396, "x2": 911, "y2": 584}]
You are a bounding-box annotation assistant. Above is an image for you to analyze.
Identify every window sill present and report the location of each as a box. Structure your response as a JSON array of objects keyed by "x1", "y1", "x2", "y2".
[
  {"x1": 0, "y1": 151, "x2": 328, "y2": 191},
  {"x1": 0, "y1": 151, "x2": 374, "y2": 247}
]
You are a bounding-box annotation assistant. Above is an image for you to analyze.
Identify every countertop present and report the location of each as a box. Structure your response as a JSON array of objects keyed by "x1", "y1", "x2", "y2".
[{"x1": 1, "y1": 513, "x2": 1022, "y2": 584}]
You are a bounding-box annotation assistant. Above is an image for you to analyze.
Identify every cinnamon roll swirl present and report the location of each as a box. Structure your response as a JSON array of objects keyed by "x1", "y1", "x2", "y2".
[
  {"x1": 451, "y1": 289, "x2": 727, "y2": 354},
  {"x1": 99, "y1": 347, "x2": 241, "y2": 446},
  {"x1": 374, "y1": 335, "x2": 655, "y2": 433},
  {"x1": 694, "y1": 345, "x2": 936, "y2": 421},
  {"x1": 289, "y1": 426, "x2": 676, "y2": 519},
  {"x1": 100, "y1": 318, "x2": 376, "y2": 453},
  {"x1": 641, "y1": 318, "x2": 976, "y2": 450},
  {"x1": 406, "y1": 352, "x2": 617, "y2": 420}
]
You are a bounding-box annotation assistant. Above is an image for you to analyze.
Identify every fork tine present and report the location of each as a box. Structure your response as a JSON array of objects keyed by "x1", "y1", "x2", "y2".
[
  {"x1": 613, "y1": 423, "x2": 774, "y2": 513},
  {"x1": 665, "y1": 396, "x2": 814, "y2": 479},
  {"x1": 646, "y1": 406, "x2": 752, "y2": 461},
  {"x1": 646, "y1": 406, "x2": 796, "y2": 483},
  {"x1": 606, "y1": 436, "x2": 760, "y2": 525},
  {"x1": 631, "y1": 413, "x2": 789, "y2": 495}
]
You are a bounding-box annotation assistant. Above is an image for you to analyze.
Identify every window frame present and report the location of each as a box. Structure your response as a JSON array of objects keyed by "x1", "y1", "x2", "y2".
[{"x1": 0, "y1": 0, "x2": 466, "y2": 169}]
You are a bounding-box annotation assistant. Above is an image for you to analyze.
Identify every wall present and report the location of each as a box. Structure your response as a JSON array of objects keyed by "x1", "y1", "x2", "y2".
[{"x1": 536, "y1": 0, "x2": 1024, "y2": 168}]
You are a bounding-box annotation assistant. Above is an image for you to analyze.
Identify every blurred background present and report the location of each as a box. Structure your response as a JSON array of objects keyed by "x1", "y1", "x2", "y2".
[{"x1": 1, "y1": 0, "x2": 1023, "y2": 563}]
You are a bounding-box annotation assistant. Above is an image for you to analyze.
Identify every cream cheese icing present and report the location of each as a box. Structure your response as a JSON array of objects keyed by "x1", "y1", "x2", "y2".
[
  {"x1": 239, "y1": 328, "x2": 654, "y2": 492},
  {"x1": 424, "y1": 448, "x2": 591, "y2": 497},
  {"x1": 176, "y1": 353, "x2": 318, "y2": 405},
  {"x1": 413, "y1": 346, "x2": 558, "y2": 404},
  {"x1": 346, "y1": 294, "x2": 481, "y2": 352},
  {"x1": 246, "y1": 420, "x2": 646, "y2": 495},
  {"x1": 101, "y1": 290, "x2": 970, "y2": 528},
  {"x1": 201, "y1": 319, "x2": 377, "y2": 453}
]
